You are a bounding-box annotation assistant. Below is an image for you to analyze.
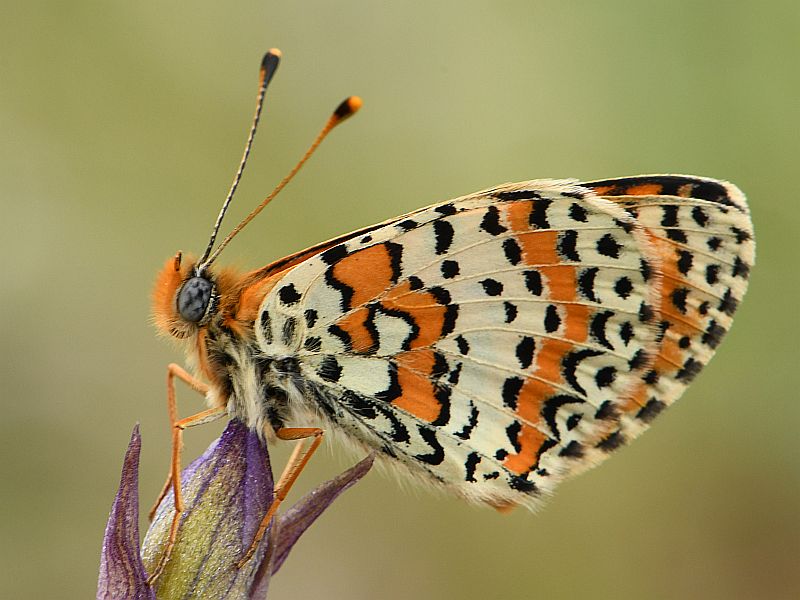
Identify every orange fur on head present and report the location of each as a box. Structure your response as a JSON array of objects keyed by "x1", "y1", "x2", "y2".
[{"x1": 152, "y1": 252, "x2": 197, "y2": 339}]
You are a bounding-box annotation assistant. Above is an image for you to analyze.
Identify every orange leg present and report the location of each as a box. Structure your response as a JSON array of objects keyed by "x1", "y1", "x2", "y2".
[
  {"x1": 236, "y1": 427, "x2": 324, "y2": 568},
  {"x1": 146, "y1": 363, "x2": 225, "y2": 585}
]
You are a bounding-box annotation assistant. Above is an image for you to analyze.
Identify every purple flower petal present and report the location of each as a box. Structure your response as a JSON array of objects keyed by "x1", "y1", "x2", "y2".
[
  {"x1": 141, "y1": 420, "x2": 274, "y2": 598},
  {"x1": 97, "y1": 425, "x2": 155, "y2": 600},
  {"x1": 270, "y1": 453, "x2": 375, "y2": 574}
]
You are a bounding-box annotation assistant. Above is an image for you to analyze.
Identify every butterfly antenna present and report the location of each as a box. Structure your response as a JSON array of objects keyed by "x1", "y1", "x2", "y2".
[
  {"x1": 201, "y1": 95, "x2": 363, "y2": 268},
  {"x1": 197, "y1": 49, "x2": 282, "y2": 269}
]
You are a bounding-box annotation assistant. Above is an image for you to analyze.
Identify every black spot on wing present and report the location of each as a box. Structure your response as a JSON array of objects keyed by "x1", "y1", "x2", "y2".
[
  {"x1": 558, "y1": 230, "x2": 580, "y2": 261},
  {"x1": 569, "y1": 202, "x2": 588, "y2": 222},
  {"x1": 278, "y1": 283, "x2": 301, "y2": 305},
  {"x1": 666, "y1": 228, "x2": 688, "y2": 243},
  {"x1": 562, "y1": 349, "x2": 604, "y2": 396},
  {"x1": 480, "y1": 206, "x2": 507, "y2": 235},
  {"x1": 441, "y1": 260, "x2": 460, "y2": 279},
  {"x1": 677, "y1": 251, "x2": 694, "y2": 275},
  {"x1": 578, "y1": 267, "x2": 600, "y2": 302},
  {"x1": 702, "y1": 320, "x2": 727, "y2": 349},
  {"x1": 282, "y1": 317, "x2": 297, "y2": 346},
  {"x1": 480, "y1": 278, "x2": 504, "y2": 296},
  {"x1": 595, "y1": 400, "x2": 618, "y2": 421},
  {"x1": 504, "y1": 301, "x2": 518, "y2": 323},
  {"x1": 509, "y1": 476, "x2": 537, "y2": 494},
  {"x1": 506, "y1": 421, "x2": 522, "y2": 452},
  {"x1": 676, "y1": 357, "x2": 703, "y2": 382},
  {"x1": 385, "y1": 242, "x2": 404, "y2": 283},
  {"x1": 661, "y1": 205, "x2": 679, "y2": 227},
  {"x1": 590, "y1": 310, "x2": 615, "y2": 350},
  {"x1": 529, "y1": 199, "x2": 551, "y2": 229},
  {"x1": 407, "y1": 276, "x2": 424, "y2": 290},
  {"x1": 515, "y1": 336, "x2": 536, "y2": 369},
  {"x1": 671, "y1": 288, "x2": 690, "y2": 313},
  {"x1": 318, "y1": 355, "x2": 342, "y2": 382},
  {"x1": 559, "y1": 441, "x2": 584, "y2": 458},
  {"x1": 596, "y1": 430, "x2": 625, "y2": 452},
  {"x1": 597, "y1": 234, "x2": 622, "y2": 259},
  {"x1": 495, "y1": 189, "x2": 542, "y2": 201},
  {"x1": 321, "y1": 244, "x2": 348, "y2": 265},
  {"x1": 503, "y1": 238, "x2": 522, "y2": 265},
  {"x1": 544, "y1": 305, "x2": 561, "y2": 333},
  {"x1": 454, "y1": 402, "x2": 479, "y2": 441},
  {"x1": 731, "y1": 227, "x2": 751, "y2": 244},
  {"x1": 396, "y1": 219, "x2": 417, "y2": 231},
  {"x1": 619, "y1": 321, "x2": 634, "y2": 345},
  {"x1": 304, "y1": 309, "x2": 318, "y2": 328},
  {"x1": 431, "y1": 386, "x2": 452, "y2": 427},
  {"x1": 614, "y1": 276, "x2": 634, "y2": 299},
  {"x1": 442, "y1": 304, "x2": 459, "y2": 337},
  {"x1": 304, "y1": 337, "x2": 322, "y2": 352},
  {"x1": 636, "y1": 398, "x2": 666, "y2": 423},
  {"x1": 692, "y1": 206, "x2": 709, "y2": 227},
  {"x1": 416, "y1": 426, "x2": 445, "y2": 465},
  {"x1": 595, "y1": 366, "x2": 616, "y2": 388},
  {"x1": 464, "y1": 451, "x2": 481, "y2": 481},
  {"x1": 718, "y1": 289, "x2": 739, "y2": 316},
  {"x1": 433, "y1": 220, "x2": 454, "y2": 255},
  {"x1": 524, "y1": 270, "x2": 543, "y2": 296},
  {"x1": 502, "y1": 376, "x2": 524, "y2": 410},
  {"x1": 706, "y1": 264, "x2": 720, "y2": 285},
  {"x1": 732, "y1": 257, "x2": 750, "y2": 279}
]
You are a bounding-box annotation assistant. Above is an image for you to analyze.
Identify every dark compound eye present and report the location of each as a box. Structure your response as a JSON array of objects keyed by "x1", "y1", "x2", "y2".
[{"x1": 177, "y1": 276, "x2": 213, "y2": 323}]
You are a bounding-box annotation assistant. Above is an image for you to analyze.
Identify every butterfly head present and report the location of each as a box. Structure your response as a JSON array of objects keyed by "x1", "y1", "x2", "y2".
[{"x1": 152, "y1": 252, "x2": 220, "y2": 339}]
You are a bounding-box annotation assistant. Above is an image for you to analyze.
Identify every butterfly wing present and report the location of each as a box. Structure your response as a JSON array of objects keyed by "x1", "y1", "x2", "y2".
[{"x1": 255, "y1": 176, "x2": 753, "y2": 508}]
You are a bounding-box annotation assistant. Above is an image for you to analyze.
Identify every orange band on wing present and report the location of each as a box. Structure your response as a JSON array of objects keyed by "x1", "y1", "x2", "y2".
[
  {"x1": 332, "y1": 243, "x2": 398, "y2": 308},
  {"x1": 392, "y1": 349, "x2": 444, "y2": 423},
  {"x1": 381, "y1": 281, "x2": 449, "y2": 349},
  {"x1": 334, "y1": 307, "x2": 376, "y2": 353}
]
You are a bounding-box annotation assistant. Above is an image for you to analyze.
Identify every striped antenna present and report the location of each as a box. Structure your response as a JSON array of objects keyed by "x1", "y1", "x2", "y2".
[{"x1": 197, "y1": 49, "x2": 282, "y2": 270}]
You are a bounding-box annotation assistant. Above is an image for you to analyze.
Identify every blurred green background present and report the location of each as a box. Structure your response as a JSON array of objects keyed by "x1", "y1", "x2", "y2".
[{"x1": 2, "y1": 2, "x2": 798, "y2": 599}]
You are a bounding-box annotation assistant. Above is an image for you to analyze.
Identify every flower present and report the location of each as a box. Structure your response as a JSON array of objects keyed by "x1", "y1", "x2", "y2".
[{"x1": 97, "y1": 421, "x2": 374, "y2": 599}]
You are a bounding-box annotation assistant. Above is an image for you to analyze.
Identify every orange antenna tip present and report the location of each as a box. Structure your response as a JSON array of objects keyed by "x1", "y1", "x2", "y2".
[{"x1": 333, "y1": 96, "x2": 363, "y2": 123}]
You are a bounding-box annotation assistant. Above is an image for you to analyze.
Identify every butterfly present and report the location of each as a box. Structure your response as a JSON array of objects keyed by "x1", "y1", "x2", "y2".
[{"x1": 147, "y1": 50, "x2": 755, "y2": 581}]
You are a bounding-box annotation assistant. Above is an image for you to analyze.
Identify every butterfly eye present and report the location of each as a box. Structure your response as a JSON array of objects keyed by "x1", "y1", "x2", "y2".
[{"x1": 177, "y1": 276, "x2": 213, "y2": 323}]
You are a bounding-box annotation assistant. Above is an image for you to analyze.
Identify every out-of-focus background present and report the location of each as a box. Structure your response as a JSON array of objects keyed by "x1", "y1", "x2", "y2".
[{"x1": 2, "y1": 2, "x2": 798, "y2": 599}]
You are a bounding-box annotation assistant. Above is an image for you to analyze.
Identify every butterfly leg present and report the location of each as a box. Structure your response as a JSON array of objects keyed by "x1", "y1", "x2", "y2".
[
  {"x1": 148, "y1": 364, "x2": 213, "y2": 519},
  {"x1": 236, "y1": 427, "x2": 324, "y2": 568},
  {"x1": 146, "y1": 363, "x2": 226, "y2": 585}
]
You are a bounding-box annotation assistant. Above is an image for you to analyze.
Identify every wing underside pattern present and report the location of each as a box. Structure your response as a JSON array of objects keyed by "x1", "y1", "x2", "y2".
[{"x1": 255, "y1": 175, "x2": 754, "y2": 507}]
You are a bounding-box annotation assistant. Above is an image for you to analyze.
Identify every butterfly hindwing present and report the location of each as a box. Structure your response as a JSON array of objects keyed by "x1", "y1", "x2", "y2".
[{"x1": 255, "y1": 175, "x2": 753, "y2": 507}]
